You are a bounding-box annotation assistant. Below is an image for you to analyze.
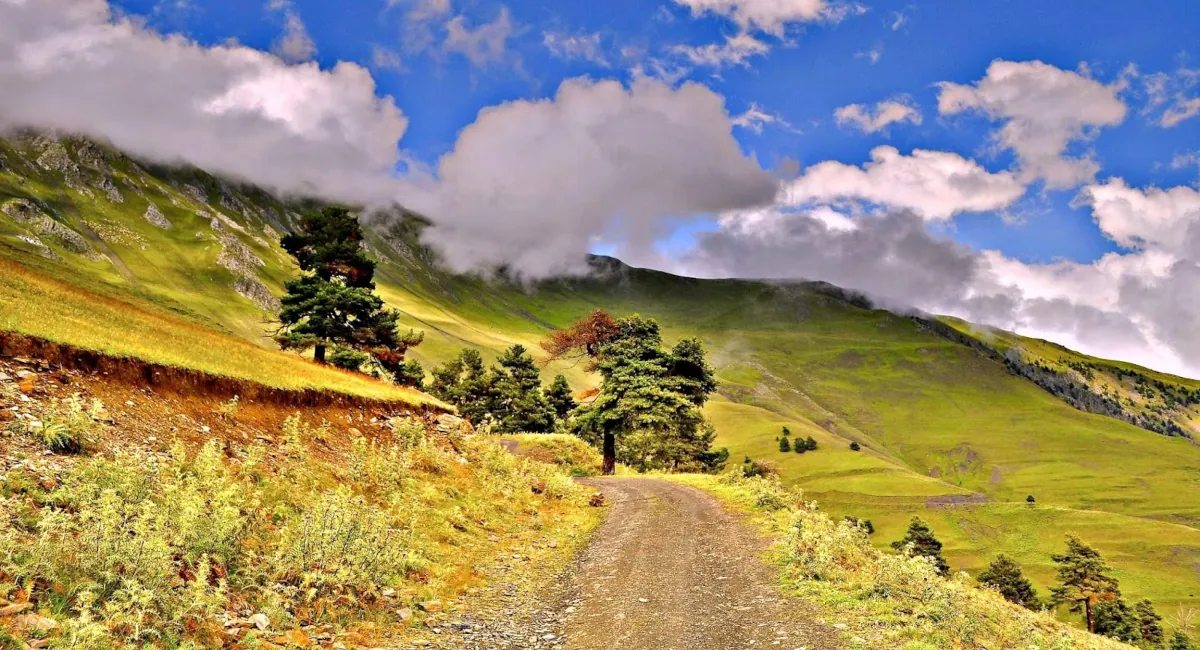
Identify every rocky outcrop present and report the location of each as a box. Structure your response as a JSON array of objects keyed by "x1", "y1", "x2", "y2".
[
  {"x1": 234, "y1": 276, "x2": 280, "y2": 312},
  {"x1": 183, "y1": 183, "x2": 208, "y2": 205},
  {"x1": 143, "y1": 203, "x2": 172, "y2": 229},
  {"x1": 1, "y1": 198, "x2": 93, "y2": 257},
  {"x1": 216, "y1": 233, "x2": 265, "y2": 277},
  {"x1": 16, "y1": 235, "x2": 56, "y2": 260},
  {"x1": 97, "y1": 176, "x2": 123, "y2": 203},
  {"x1": 75, "y1": 142, "x2": 111, "y2": 173},
  {"x1": 35, "y1": 218, "x2": 90, "y2": 254},
  {"x1": 1, "y1": 198, "x2": 45, "y2": 224}
]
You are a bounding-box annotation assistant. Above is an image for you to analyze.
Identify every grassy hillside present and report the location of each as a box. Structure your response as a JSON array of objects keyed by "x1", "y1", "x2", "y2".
[{"x1": 2, "y1": 132, "x2": 1200, "y2": 631}]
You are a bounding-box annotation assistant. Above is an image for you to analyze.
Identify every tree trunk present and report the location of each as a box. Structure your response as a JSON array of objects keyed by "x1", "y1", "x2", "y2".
[
  {"x1": 1085, "y1": 597, "x2": 1094, "y2": 633},
  {"x1": 602, "y1": 430, "x2": 616, "y2": 476},
  {"x1": 314, "y1": 343, "x2": 327, "y2": 364}
]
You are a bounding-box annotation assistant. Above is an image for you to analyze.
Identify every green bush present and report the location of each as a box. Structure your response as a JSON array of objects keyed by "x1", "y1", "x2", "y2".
[
  {"x1": 1, "y1": 441, "x2": 246, "y2": 647},
  {"x1": 32, "y1": 393, "x2": 105, "y2": 453},
  {"x1": 329, "y1": 346, "x2": 370, "y2": 371}
]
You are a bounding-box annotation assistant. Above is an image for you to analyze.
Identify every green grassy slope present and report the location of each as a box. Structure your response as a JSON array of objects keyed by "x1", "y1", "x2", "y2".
[{"x1": 2, "y1": 133, "x2": 1199, "y2": 627}]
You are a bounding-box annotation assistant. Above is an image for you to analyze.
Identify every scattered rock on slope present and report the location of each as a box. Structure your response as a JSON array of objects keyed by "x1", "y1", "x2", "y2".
[
  {"x1": 1, "y1": 198, "x2": 45, "y2": 224},
  {"x1": 75, "y1": 142, "x2": 112, "y2": 173},
  {"x1": 234, "y1": 276, "x2": 280, "y2": 312},
  {"x1": 16, "y1": 235, "x2": 57, "y2": 259},
  {"x1": 97, "y1": 176, "x2": 124, "y2": 203},
  {"x1": 1, "y1": 198, "x2": 92, "y2": 256},
  {"x1": 143, "y1": 203, "x2": 172, "y2": 229}
]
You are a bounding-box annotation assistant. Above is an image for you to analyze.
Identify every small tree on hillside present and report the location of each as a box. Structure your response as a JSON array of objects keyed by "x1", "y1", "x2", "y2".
[
  {"x1": 978, "y1": 554, "x2": 1041, "y2": 610},
  {"x1": 849, "y1": 441, "x2": 861, "y2": 451},
  {"x1": 1092, "y1": 598, "x2": 1139, "y2": 643},
  {"x1": 546, "y1": 374, "x2": 577, "y2": 422},
  {"x1": 1050, "y1": 535, "x2": 1121, "y2": 633},
  {"x1": 891, "y1": 517, "x2": 951, "y2": 577},
  {"x1": 804, "y1": 436, "x2": 818, "y2": 451},
  {"x1": 779, "y1": 436, "x2": 791, "y2": 452},
  {"x1": 1171, "y1": 631, "x2": 1198, "y2": 650},
  {"x1": 491, "y1": 344, "x2": 555, "y2": 434},
  {"x1": 275, "y1": 207, "x2": 422, "y2": 377},
  {"x1": 1136, "y1": 599, "x2": 1165, "y2": 646}
]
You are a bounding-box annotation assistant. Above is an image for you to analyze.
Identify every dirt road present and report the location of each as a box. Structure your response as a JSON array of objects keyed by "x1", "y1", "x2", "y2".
[{"x1": 436, "y1": 477, "x2": 841, "y2": 649}]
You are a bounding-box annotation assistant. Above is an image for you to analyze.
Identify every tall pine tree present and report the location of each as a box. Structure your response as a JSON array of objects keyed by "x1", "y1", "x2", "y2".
[
  {"x1": 546, "y1": 375, "x2": 577, "y2": 422},
  {"x1": 1050, "y1": 535, "x2": 1121, "y2": 633},
  {"x1": 429, "y1": 348, "x2": 494, "y2": 424},
  {"x1": 558, "y1": 314, "x2": 726, "y2": 474},
  {"x1": 491, "y1": 344, "x2": 555, "y2": 433},
  {"x1": 275, "y1": 207, "x2": 421, "y2": 377}
]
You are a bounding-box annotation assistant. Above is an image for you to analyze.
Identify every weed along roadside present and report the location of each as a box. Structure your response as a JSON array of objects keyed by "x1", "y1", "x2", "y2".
[{"x1": 0, "y1": 350, "x2": 604, "y2": 650}]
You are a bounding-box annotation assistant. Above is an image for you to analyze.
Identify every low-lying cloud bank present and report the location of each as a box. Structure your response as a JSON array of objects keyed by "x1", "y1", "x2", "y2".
[{"x1": 666, "y1": 199, "x2": 1199, "y2": 377}]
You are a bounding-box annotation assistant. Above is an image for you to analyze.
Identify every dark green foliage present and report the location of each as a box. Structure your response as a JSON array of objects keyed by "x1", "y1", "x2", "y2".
[
  {"x1": 546, "y1": 375, "x2": 576, "y2": 421},
  {"x1": 779, "y1": 436, "x2": 791, "y2": 452},
  {"x1": 849, "y1": 441, "x2": 861, "y2": 451},
  {"x1": 1093, "y1": 598, "x2": 1138, "y2": 642},
  {"x1": 429, "y1": 348, "x2": 495, "y2": 424},
  {"x1": 1051, "y1": 535, "x2": 1121, "y2": 633},
  {"x1": 843, "y1": 516, "x2": 874, "y2": 534},
  {"x1": 793, "y1": 440, "x2": 806, "y2": 454},
  {"x1": 390, "y1": 358, "x2": 425, "y2": 389},
  {"x1": 491, "y1": 344, "x2": 555, "y2": 434},
  {"x1": 891, "y1": 517, "x2": 950, "y2": 576},
  {"x1": 429, "y1": 345, "x2": 562, "y2": 432},
  {"x1": 571, "y1": 317, "x2": 724, "y2": 474},
  {"x1": 328, "y1": 346, "x2": 369, "y2": 370},
  {"x1": 280, "y1": 207, "x2": 376, "y2": 288},
  {"x1": 275, "y1": 207, "x2": 421, "y2": 370},
  {"x1": 1135, "y1": 599, "x2": 1164, "y2": 646},
  {"x1": 781, "y1": 426, "x2": 791, "y2": 436},
  {"x1": 1026, "y1": 494, "x2": 1036, "y2": 505},
  {"x1": 1171, "y1": 631, "x2": 1197, "y2": 650},
  {"x1": 977, "y1": 555, "x2": 1041, "y2": 610},
  {"x1": 804, "y1": 435, "x2": 818, "y2": 451}
]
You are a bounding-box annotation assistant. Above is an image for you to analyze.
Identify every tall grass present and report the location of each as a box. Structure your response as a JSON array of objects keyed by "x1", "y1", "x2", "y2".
[
  {"x1": 678, "y1": 472, "x2": 1134, "y2": 650},
  {"x1": 0, "y1": 419, "x2": 593, "y2": 649}
]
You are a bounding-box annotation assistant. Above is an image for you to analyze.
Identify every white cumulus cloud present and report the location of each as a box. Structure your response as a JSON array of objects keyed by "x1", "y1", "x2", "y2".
[
  {"x1": 938, "y1": 60, "x2": 1127, "y2": 189},
  {"x1": 0, "y1": 0, "x2": 410, "y2": 204},
  {"x1": 413, "y1": 77, "x2": 780, "y2": 277},
  {"x1": 672, "y1": 0, "x2": 857, "y2": 35},
  {"x1": 834, "y1": 97, "x2": 921, "y2": 133},
  {"x1": 783, "y1": 146, "x2": 1026, "y2": 221}
]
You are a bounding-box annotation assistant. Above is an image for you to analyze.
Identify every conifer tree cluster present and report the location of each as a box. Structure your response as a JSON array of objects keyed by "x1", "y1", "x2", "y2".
[
  {"x1": 778, "y1": 428, "x2": 818, "y2": 454},
  {"x1": 274, "y1": 207, "x2": 423, "y2": 385},
  {"x1": 429, "y1": 344, "x2": 574, "y2": 434}
]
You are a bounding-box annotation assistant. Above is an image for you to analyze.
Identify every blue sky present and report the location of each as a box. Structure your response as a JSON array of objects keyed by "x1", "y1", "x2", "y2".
[{"x1": 123, "y1": 0, "x2": 1200, "y2": 266}]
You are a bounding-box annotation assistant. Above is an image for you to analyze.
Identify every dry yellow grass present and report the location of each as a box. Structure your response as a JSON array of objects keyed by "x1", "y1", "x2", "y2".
[{"x1": 0, "y1": 259, "x2": 440, "y2": 406}]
